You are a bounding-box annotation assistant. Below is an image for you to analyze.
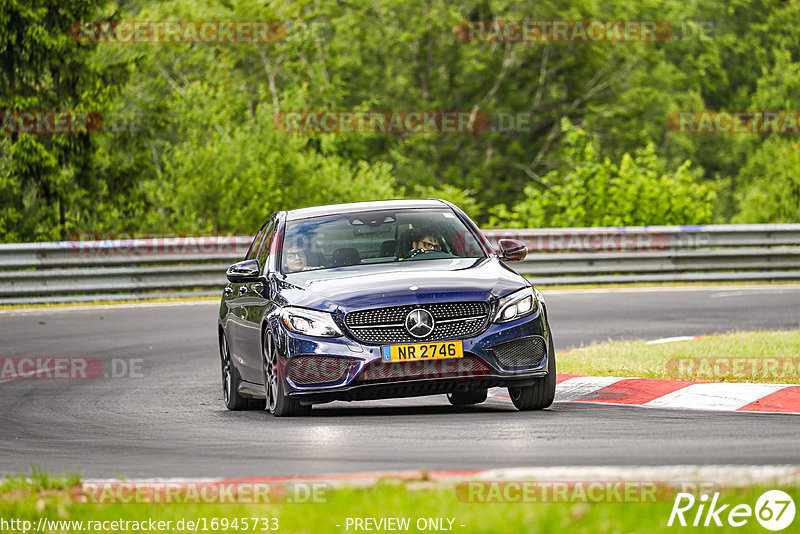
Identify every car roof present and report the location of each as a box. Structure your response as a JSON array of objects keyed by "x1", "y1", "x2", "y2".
[{"x1": 285, "y1": 199, "x2": 450, "y2": 221}]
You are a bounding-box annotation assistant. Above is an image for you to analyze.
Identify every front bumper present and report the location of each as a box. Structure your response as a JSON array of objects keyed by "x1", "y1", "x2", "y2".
[{"x1": 277, "y1": 306, "x2": 552, "y2": 403}]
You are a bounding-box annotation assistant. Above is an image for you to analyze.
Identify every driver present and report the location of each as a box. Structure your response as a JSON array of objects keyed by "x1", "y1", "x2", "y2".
[
  {"x1": 406, "y1": 225, "x2": 443, "y2": 257},
  {"x1": 413, "y1": 232, "x2": 441, "y2": 252}
]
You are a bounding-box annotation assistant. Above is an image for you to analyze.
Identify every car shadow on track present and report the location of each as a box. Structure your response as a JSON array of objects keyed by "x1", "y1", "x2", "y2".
[
  {"x1": 211, "y1": 396, "x2": 564, "y2": 419},
  {"x1": 285, "y1": 394, "x2": 555, "y2": 417}
]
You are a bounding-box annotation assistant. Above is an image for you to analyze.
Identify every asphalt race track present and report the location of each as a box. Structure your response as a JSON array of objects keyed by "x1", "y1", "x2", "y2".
[{"x1": 1, "y1": 286, "x2": 799, "y2": 478}]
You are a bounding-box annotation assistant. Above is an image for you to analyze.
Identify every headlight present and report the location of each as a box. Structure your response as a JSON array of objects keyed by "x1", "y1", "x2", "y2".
[
  {"x1": 493, "y1": 286, "x2": 538, "y2": 323},
  {"x1": 280, "y1": 307, "x2": 343, "y2": 337}
]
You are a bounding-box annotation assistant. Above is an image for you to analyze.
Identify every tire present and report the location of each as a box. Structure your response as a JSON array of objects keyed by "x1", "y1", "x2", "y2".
[
  {"x1": 263, "y1": 329, "x2": 312, "y2": 417},
  {"x1": 447, "y1": 388, "x2": 488, "y2": 406},
  {"x1": 220, "y1": 333, "x2": 264, "y2": 411},
  {"x1": 508, "y1": 335, "x2": 556, "y2": 411}
]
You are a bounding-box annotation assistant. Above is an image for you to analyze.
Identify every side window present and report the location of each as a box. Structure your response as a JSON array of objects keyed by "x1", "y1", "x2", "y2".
[
  {"x1": 245, "y1": 222, "x2": 269, "y2": 260},
  {"x1": 256, "y1": 219, "x2": 275, "y2": 273}
]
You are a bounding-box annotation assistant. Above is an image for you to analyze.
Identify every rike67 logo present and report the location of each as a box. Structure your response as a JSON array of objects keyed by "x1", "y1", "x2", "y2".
[{"x1": 668, "y1": 490, "x2": 795, "y2": 530}]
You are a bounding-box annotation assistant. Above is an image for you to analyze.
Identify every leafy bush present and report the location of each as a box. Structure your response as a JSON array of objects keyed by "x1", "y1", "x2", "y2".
[
  {"x1": 489, "y1": 120, "x2": 716, "y2": 228},
  {"x1": 734, "y1": 137, "x2": 800, "y2": 223}
]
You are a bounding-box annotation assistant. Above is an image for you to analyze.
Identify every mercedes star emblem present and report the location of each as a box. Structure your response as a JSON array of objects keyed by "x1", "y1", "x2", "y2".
[{"x1": 405, "y1": 309, "x2": 435, "y2": 338}]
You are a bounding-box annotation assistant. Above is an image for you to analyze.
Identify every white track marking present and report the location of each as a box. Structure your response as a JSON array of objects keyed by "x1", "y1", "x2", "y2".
[{"x1": 645, "y1": 336, "x2": 697, "y2": 345}]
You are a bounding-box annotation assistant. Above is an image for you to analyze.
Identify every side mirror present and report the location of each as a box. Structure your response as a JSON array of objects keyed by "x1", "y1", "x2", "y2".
[
  {"x1": 498, "y1": 239, "x2": 527, "y2": 262},
  {"x1": 226, "y1": 259, "x2": 262, "y2": 283}
]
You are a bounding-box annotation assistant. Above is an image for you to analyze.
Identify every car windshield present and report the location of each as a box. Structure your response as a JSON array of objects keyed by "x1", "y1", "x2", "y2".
[{"x1": 280, "y1": 208, "x2": 486, "y2": 274}]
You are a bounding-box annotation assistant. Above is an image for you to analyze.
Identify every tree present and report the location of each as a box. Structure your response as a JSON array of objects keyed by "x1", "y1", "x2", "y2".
[
  {"x1": 734, "y1": 137, "x2": 800, "y2": 223},
  {"x1": 5, "y1": 0, "x2": 800, "y2": 241},
  {"x1": 488, "y1": 119, "x2": 716, "y2": 228},
  {"x1": 0, "y1": 0, "x2": 129, "y2": 241}
]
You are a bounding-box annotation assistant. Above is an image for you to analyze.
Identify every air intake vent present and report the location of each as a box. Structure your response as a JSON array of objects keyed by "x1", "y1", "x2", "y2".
[
  {"x1": 287, "y1": 356, "x2": 359, "y2": 386},
  {"x1": 491, "y1": 336, "x2": 547, "y2": 370}
]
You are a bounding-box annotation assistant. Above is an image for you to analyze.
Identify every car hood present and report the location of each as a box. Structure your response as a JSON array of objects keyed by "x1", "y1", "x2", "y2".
[{"x1": 278, "y1": 257, "x2": 527, "y2": 313}]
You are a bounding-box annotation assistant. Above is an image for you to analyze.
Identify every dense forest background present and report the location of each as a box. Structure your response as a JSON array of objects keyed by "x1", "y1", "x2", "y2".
[{"x1": 2, "y1": 0, "x2": 799, "y2": 242}]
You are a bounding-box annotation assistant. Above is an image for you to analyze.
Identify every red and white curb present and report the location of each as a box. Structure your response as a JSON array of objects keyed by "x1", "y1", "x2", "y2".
[{"x1": 491, "y1": 375, "x2": 800, "y2": 414}]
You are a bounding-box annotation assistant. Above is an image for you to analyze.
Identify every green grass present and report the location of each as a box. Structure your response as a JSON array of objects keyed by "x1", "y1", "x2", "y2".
[
  {"x1": 0, "y1": 467, "x2": 81, "y2": 492},
  {"x1": 1, "y1": 474, "x2": 798, "y2": 533},
  {"x1": 559, "y1": 330, "x2": 800, "y2": 383},
  {"x1": 0, "y1": 296, "x2": 217, "y2": 311}
]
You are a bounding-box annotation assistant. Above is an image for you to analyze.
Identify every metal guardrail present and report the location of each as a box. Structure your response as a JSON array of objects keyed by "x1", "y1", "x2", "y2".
[{"x1": 1, "y1": 225, "x2": 799, "y2": 304}]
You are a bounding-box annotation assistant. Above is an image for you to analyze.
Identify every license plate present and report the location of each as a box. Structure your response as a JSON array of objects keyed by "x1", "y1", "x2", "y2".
[{"x1": 381, "y1": 340, "x2": 463, "y2": 363}]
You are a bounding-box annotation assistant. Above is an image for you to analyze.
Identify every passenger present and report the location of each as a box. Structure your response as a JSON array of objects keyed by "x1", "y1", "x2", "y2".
[{"x1": 284, "y1": 245, "x2": 313, "y2": 272}]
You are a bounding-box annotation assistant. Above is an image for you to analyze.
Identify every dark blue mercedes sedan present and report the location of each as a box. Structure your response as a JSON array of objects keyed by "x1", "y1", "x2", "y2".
[{"x1": 218, "y1": 199, "x2": 555, "y2": 416}]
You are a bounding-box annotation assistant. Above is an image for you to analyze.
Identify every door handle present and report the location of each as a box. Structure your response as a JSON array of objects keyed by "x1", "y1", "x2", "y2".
[{"x1": 239, "y1": 286, "x2": 248, "y2": 295}]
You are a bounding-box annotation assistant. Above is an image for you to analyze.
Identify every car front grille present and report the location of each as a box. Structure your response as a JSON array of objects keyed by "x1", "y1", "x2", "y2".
[
  {"x1": 287, "y1": 356, "x2": 360, "y2": 386},
  {"x1": 490, "y1": 336, "x2": 547, "y2": 370},
  {"x1": 344, "y1": 301, "x2": 490, "y2": 344}
]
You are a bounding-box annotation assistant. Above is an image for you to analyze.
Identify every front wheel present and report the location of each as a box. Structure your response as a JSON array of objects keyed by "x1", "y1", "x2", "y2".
[
  {"x1": 263, "y1": 329, "x2": 311, "y2": 417},
  {"x1": 508, "y1": 335, "x2": 556, "y2": 411},
  {"x1": 220, "y1": 332, "x2": 264, "y2": 411}
]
